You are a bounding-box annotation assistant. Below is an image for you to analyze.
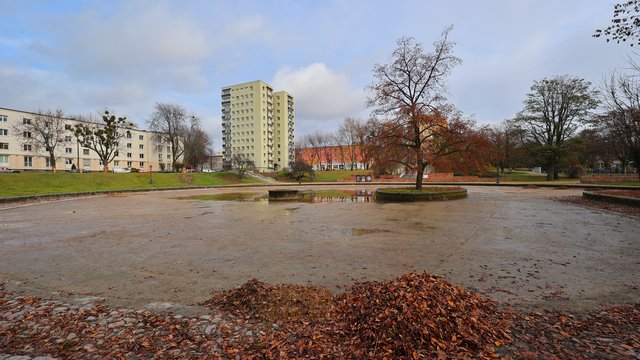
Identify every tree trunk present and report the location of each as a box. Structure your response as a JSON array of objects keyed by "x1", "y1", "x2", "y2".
[
  {"x1": 49, "y1": 155, "x2": 56, "y2": 174},
  {"x1": 546, "y1": 165, "x2": 554, "y2": 181},
  {"x1": 182, "y1": 167, "x2": 187, "y2": 174},
  {"x1": 103, "y1": 165, "x2": 109, "y2": 173},
  {"x1": 415, "y1": 164, "x2": 425, "y2": 190}
]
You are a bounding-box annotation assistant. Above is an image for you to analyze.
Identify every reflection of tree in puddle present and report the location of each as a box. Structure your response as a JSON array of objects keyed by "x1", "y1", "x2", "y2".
[{"x1": 302, "y1": 189, "x2": 375, "y2": 203}]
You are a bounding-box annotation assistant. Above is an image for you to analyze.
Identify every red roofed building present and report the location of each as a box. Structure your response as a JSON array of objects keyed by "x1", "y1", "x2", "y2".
[{"x1": 298, "y1": 145, "x2": 368, "y2": 170}]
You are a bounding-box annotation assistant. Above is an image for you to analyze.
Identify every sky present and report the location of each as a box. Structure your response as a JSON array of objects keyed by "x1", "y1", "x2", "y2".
[{"x1": 0, "y1": 0, "x2": 632, "y2": 151}]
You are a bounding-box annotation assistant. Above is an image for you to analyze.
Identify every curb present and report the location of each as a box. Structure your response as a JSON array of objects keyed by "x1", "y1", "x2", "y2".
[
  {"x1": 582, "y1": 191, "x2": 640, "y2": 207},
  {"x1": 1, "y1": 181, "x2": 638, "y2": 204}
]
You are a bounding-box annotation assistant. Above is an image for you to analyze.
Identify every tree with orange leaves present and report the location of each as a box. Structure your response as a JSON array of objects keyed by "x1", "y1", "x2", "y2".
[{"x1": 367, "y1": 28, "x2": 488, "y2": 189}]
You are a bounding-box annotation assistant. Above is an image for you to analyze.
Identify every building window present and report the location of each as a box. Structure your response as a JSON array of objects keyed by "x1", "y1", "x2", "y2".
[
  {"x1": 139, "y1": 162, "x2": 144, "y2": 168},
  {"x1": 114, "y1": 160, "x2": 120, "y2": 166},
  {"x1": 83, "y1": 149, "x2": 90, "y2": 155},
  {"x1": 99, "y1": 160, "x2": 104, "y2": 166},
  {"x1": 167, "y1": 146, "x2": 170, "y2": 152},
  {"x1": 65, "y1": 147, "x2": 72, "y2": 154},
  {"x1": 23, "y1": 144, "x2": 32, "y2": 151},
  {"x1": 139, "y1": 154, "x2": 144, "y2": 159},
  {"x1": 0, "y1": 142, "x2": 8, "y2": 149},
  {"x1": 126, "y1": 131, "x2": 132, "y2": 138},
  {"x1": 127, "y1": 143, "x2": 132, "y2": 148},
  {"x1": 83, "y1": 159, "x2": 91, "y2": 167},
  {"x1": 127, "y1": 161, "x2": 132, "y2": 167},
  {"x1": 65, "y1": 124, "x2": 72, "y2": 130},
  {"x1": 0, "y1": 155, "x2": 8, "y2": 163},
  {"x1": 0, "y1": 115, "x2": 7, "y2": 122},
  {"x1": 23, "y1": 118, "x2": 31, "y2": 125},
  {"x1": 45, "y1": 158, "x2": 52, "y2": 168},
  {"x1": 139, "y1": 144, "x2": 144, "y2": 149},
  {"x1": 24, "y1": 156, "x2": 32, "y2": 167},
  {"x1": 65, "y1": 136, "x2": 72, "y2": 142},
  {"x1": 167, "y1": 154, "x2": 170, "y2": 159},
  {"x1": 0, "y1": 129, "x2": 7, "y2": 136},
  {"x1": 65, "y1": 158, "x2": 73, "y2": 165},
  {"x1": 23, "y1": 131, "x2": 32, "y2": 138},
  {"x1": 127, "y1": 152, "x2": 132, "y2": 158},
  {"x1": 114, "y1": 151, "x2": 119, "y2": 156}
]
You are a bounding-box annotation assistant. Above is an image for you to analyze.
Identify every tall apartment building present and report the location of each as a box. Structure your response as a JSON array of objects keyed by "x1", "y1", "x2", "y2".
[
  {"x1": 221, "y1": 80, "x2": 294, "y2": 171},
  {"x1": 0, "y1": 107, "x2": 174, "y2": 172}
]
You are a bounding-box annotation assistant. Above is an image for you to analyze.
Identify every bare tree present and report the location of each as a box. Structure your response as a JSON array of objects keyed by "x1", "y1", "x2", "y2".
[
  {"x1": 516, "y1": 75, "x2": 599, "y2": 180},
  {"x1": 367, "y1": 28, "x2": 473, "y2": 190},
  {"x1": 11, "y1": 108, "x2": 71, "y2": 173},
  {"x1": 594, "y1": 0, "x2": 640, "y2": 46},
  {"x1": 182, "y1": 116, "x2": 212, "y2": 171},
  {"x1": 148, "y1": 103, "x2": 188, "y2": 171},
  {"x1": 338, "y1": 117, "x2": 365, "y2": 170},
  {"x1": 488, "y1": 120, "x2": 525, "y2": 175},
  {"x1": 74, "y1": 110, "x2": 133, "y2": 172},
  {"x1": 231, "y1": 153, "x2": 255, "y2": 178},
  {"x1": 597, "y1": 72, "x2": 640, "y2": 176}
]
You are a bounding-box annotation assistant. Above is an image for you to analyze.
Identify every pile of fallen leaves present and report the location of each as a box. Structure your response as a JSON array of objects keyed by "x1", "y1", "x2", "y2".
[
  {"x1": 334, "y1": 273, "x2": 512, "y2": 358},
  {"x1": 204, "y1": 279, "x2": 335, "y2": 324},
  {"x1": 213, "y1": 273, "x2": 513, "y2": 358}
]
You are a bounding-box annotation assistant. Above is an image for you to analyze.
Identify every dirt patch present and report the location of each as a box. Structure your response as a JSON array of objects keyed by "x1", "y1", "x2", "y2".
[
  {"x1": 351, "y1": 228, "x2": 392, "y2": 236},
  {"x1": 180, "y1": 174, "x2": 193, "y2": 185}
]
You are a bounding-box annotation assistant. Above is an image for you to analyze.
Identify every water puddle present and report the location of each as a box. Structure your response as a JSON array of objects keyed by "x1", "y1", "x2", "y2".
[{"x1": 176, "y1": 189, "x2": 375, "y2": 203}]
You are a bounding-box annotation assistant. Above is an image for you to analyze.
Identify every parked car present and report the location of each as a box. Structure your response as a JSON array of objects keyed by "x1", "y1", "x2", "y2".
[
  {"x1": 112, "y1": 167, "x2": 131, "y2": 173},
  {"x1": 0, "y1": 167, "x2": 20, "y2": 173}
]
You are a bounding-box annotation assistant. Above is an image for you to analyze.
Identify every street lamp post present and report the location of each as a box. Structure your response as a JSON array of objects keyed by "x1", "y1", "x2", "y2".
[{"x1": 149, "y1": 165, "x2": 153, "y2": 185}]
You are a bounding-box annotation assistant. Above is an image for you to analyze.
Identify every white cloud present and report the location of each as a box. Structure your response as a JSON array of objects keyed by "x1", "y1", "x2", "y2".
[
  {"x1": 272, "y1": 63, "x2": 365, "y2": 121},
  {"x1": 36, "y1": 2, "x2": 211, "y2": 92}
]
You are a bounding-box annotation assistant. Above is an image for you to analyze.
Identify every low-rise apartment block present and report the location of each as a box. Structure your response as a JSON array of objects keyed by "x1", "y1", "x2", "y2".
[{"x1": 0, "y1": 107, "x2": 174, "y2": 172}]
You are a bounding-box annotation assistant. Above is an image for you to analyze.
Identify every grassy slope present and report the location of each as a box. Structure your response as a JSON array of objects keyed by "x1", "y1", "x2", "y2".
[{"x1": 0, "y1": 172, "x2": 259, "y2": 197}]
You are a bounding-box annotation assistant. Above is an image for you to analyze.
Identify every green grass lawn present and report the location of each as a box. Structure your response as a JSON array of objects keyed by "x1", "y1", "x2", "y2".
[{"x1": 0, "y1": 172, "x2": 259, "y2": 197}]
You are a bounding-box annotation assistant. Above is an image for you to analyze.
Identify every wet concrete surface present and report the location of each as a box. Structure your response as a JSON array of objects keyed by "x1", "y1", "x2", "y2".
[{"x1": 0, "y1": 185, "x2": 638, "y2": 313}]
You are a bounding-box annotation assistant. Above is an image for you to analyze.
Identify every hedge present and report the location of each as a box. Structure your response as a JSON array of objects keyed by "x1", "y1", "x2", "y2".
[{"x1": 375, "y1": 187, "x2": 468, "y2": 202}]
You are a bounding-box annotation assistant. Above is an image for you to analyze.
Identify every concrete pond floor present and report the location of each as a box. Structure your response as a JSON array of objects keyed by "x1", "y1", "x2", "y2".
[{"x1": 0, "y1": 185, "x2": 638, "y2": 314}]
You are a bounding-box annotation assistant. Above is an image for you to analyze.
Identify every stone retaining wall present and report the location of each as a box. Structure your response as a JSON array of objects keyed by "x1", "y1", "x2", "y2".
[{"x1": 580, "y1": 174, "x2": 639, "y2": 183}]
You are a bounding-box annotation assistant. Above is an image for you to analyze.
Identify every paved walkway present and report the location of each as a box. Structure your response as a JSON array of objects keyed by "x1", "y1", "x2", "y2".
[{"x1": 0, "y1": 185, "x2": 638, "y2": 313}]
